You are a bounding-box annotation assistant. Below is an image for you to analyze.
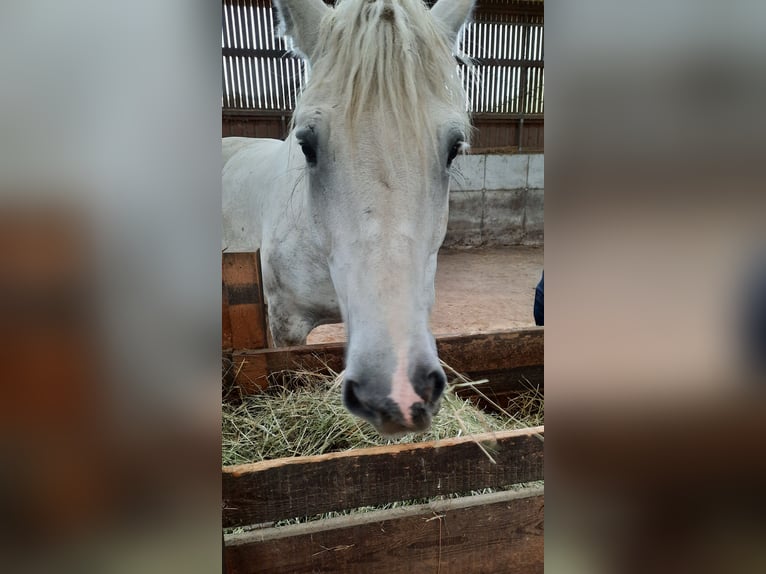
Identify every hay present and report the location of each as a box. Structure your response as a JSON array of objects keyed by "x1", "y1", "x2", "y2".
[
  {"x1": 222, "y1": 362, "x2": 543, "y2": 466},
  {"x1": 222, "y1": 362, "x2": 544, "y2": 533}
]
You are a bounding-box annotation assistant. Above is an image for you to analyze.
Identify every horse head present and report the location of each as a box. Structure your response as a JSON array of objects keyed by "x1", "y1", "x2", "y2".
[{"x1": 274, "y1": 0, "x2": 474, "y2": 435}]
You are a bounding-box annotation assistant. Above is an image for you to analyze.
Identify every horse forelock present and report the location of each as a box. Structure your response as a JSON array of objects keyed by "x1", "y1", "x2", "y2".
[{"x1": 297, "y1": 0, "x2": 469, "y2": 158}]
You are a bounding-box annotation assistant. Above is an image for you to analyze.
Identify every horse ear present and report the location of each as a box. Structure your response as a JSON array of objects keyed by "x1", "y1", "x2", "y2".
[
  {"x1": 273, "y1": 0, "x2": 331, "y2": 61},
  {"x1": 430, "y1": 0, "x2": 475, "y2": 47}
]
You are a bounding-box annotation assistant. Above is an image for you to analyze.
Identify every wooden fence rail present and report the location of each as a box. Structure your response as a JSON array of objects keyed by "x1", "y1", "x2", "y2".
[
  {"x1": 223, "y1": 427, "x2": 544, "y2": 527},
  {"x1": 225, "y1": 487, "x2": 544, "y2": 574}
]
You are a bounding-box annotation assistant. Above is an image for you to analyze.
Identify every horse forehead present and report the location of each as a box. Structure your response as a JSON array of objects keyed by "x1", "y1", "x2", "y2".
[{"x1": 332, "y1": 152, "x2": 432, "y2": 192}]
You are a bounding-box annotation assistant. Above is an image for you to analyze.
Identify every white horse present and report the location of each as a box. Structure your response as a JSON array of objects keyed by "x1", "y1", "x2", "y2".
[{"x1": 223, "y1": 0, "x2": 474, "y2": 435}]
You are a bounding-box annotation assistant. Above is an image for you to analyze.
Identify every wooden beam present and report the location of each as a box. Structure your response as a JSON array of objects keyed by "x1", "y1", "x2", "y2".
[
  {"x1": 222, "y1": 252, "x2": 268, "y2": 351},
  {"x1": 221, "y1": 47, "x2": 543, "y2": 70},
  {"x1": 229, "y1": 327, "x2": 543, "y2": 394},
  {"x1": 222, "y1": 272, "x2": 233, "y2": 351},
  {"x1": 223, "y1": 427, "x2": 543, "y2": 527},
  {"x1": 225, "y1": 487, "x2": 544, "y2": 574},
  {"x1": 222, "y1": 47, "x2": 290, "y2": 60},
  {"x1": 222, "y1": 109, "x2": 293, "y2": 118},
  {"x1": 223, "y1": 110, "x2": 544, "y2": 121}
]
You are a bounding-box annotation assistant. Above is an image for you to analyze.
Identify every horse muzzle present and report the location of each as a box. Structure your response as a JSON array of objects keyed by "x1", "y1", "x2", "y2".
[{"x1": 342, "y1": 364, "x2": 447, "y2": 436}]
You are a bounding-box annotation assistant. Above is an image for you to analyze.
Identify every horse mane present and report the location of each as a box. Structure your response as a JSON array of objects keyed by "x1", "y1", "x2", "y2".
[{"x1": 297, "y1": 0, "x2": 470, "y2": 157}]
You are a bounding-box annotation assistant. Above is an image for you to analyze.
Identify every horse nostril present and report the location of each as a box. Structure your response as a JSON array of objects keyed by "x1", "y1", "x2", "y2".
[
  {"x1": 342, "y1": 378, "x2": 377, "y2": 421},
  {"x1": 412, "y1": 366, "x2": 447, "y2": 403},
  {"x1": 427, "y1": 369, "x2": 447, "y2": 402}
]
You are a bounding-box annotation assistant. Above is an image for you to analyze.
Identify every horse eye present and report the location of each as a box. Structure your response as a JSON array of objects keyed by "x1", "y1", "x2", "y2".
[
  {"x1": 447, "y1": 141, "x2": 463, "y2": 166},
  {"x1": 300, "y1": 142, "x2": 317, "y2": 166}
]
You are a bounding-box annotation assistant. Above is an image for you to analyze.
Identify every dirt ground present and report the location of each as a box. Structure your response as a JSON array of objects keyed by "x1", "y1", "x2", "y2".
[{"x1": 307, "y1": 246, "x2": 544, "y2": 344}]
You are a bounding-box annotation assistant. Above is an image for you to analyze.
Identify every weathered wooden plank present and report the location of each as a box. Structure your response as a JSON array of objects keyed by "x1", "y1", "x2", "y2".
[
  {"x1": 438, "y1": 327, "x2": 542, "y2": 373},
  {"x1": 225, "y1": 487, "x2": 544, "y2": 574},
  {"x1": 222, "y1": 252, "x2": 268, "y2": 351},
  {"x1": 222, "y1": 277, "x2": 233, "y2": 350},
  {"x1": 230, "y1": 341, "x2": 344, "y2": 388},
  {"x1": 223, "y1": 427, "x2": 543, "y2": 527},
  {"x1": 454, "y1": 364, "x2": 544, "y2": 414},
  {"x1": 230, "y1": 327, "x2": 543, "y2": 393},
  {"x1": 222, "y1": 46, "x2": 543, "y2": 70},
  {"x1": 222, "y1": 47, "x2": 291, "y2": 59}
]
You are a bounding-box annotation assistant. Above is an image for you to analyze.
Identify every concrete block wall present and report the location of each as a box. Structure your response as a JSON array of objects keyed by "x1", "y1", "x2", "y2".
[{"x1": 444, "y1": 153, "x2": 544, "y2": 247}]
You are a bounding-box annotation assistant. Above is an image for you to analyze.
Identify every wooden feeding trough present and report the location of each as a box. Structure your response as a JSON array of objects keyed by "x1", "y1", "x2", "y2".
[{"x1": 222, "y1": 252, "x2": 544, "y2": 573}]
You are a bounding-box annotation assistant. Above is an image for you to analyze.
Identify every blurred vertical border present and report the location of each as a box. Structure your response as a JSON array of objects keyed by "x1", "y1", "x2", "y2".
[
  {"x1": 0, "y1": 2, "x2": 222, "y2": 572},
  {"x1": 546, "y1": 0, "x2": 766, "y2": 572}
]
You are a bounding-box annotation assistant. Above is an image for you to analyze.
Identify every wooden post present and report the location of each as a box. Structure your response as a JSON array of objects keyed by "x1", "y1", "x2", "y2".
[{"x1": 222, "y1": 251, "x2": 269, "y2": 351}]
